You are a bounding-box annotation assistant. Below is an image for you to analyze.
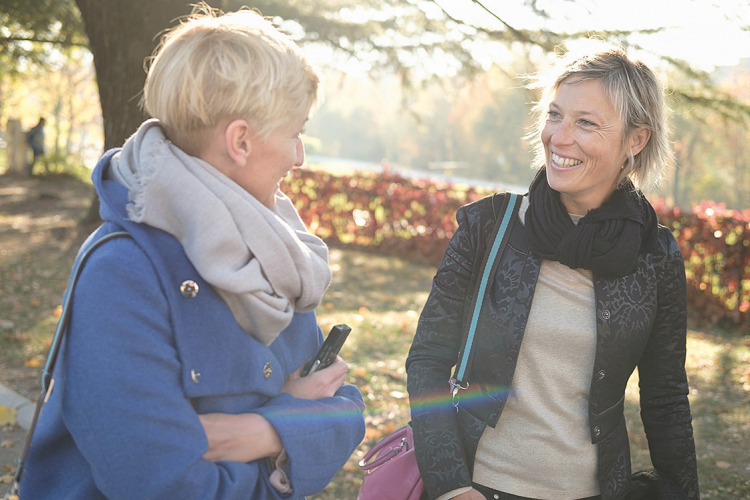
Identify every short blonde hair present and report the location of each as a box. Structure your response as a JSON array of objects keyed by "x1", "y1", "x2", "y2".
[
  {"x1": 527, "y1": 46, "x2": 671, "y2": 191},
  {"x1": 143, "y1": 4, "x2": 322, "y2": 155}
]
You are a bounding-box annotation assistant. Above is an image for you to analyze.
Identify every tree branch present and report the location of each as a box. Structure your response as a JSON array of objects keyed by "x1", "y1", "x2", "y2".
[{"x1": 0, "y1": 35, "x2": 89, "y2": 48}]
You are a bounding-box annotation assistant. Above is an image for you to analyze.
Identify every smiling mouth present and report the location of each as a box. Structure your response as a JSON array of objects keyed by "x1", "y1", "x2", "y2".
[{"x1": 551, "y1": 153, "x2": 582, "y2": 168}]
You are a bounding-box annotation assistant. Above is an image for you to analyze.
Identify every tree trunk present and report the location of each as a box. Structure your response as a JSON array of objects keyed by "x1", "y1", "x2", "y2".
[{"x1": 74, "y1": 0, "x2": 197, "y2": 223}]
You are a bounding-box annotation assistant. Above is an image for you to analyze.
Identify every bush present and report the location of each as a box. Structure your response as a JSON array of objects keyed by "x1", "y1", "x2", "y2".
[
  {"x1": 655, "y1": 200, "x2": 750, "y2": 329},
  {"x1": 283, "y1": 168, "x2": 492, "y2": 266}
]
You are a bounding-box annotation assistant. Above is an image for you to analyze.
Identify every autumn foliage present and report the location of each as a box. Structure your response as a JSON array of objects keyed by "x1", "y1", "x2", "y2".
[
  {"x1": 283, "y1": 169, "x2": 750, "y2": 330},
  {"x1": 282, "y1": 168, "x2": 492, "y2": 266},
  {"x1": 655, "y1": 200, "x2": 750, "y2": 329}
]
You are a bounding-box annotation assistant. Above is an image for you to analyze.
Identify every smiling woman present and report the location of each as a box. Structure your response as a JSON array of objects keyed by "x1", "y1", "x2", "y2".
[
  {"x1": 541, "y1": 77, "x2": 650, "y2": 214},
  {"x1": 406, "y1": 46, "x2": 699, "y2": 500}
]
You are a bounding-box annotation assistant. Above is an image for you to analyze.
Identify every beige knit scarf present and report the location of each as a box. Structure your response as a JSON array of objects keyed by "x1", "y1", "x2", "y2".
[{"x1": 111, "y1": 119, "x2": 331, "y2": 346}]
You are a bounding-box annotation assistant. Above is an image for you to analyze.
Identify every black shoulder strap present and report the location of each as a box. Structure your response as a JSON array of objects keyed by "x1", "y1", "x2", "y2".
[
  {"x1": 453, "y1": 193, "x2": 522, "y2": 384},
  {"x1": 12, "y1": 230, "x2": 131, "y2": 494}
]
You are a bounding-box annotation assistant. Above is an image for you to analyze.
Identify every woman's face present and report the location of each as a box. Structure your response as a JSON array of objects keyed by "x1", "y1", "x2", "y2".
[
  {"x1": 541, "y1": 77, "x2": 631, "y2": 214},
  {"x1": 235, "y1": 116, "x2": 307, "y2": 208}
]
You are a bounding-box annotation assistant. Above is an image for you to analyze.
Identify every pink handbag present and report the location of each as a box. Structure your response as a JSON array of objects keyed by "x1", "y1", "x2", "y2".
[{"x1": 357, "y1": 423, "x2": 424, "y2": 500}]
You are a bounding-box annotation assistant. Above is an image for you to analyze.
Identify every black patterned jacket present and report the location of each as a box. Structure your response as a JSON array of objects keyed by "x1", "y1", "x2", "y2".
[{"x1": 406, "y1": 194, "x2": 699, "y2": 500}]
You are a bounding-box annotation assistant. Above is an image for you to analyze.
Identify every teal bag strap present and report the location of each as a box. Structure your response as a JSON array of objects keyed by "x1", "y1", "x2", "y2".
[
  {"x1": 13, "y1": 229, "x2": 132, "y2": 494},
  {"x1": 454, "y1": 193, "x2": 522, "y2": 385}
]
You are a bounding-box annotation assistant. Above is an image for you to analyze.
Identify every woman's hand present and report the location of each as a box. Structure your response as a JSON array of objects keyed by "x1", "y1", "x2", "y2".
[
  {"x1": 199, "y1": 357, "x2": 347, "y2": 463},
  {"x1": 199, "y1": 412, "x2": 283, "y2": 463},
  {"x1": 281, "y1": 355, "x2": 348, "y2": 399},
  {"x1": 452, "y1": 489, "x2": 487, "y2": 500}
]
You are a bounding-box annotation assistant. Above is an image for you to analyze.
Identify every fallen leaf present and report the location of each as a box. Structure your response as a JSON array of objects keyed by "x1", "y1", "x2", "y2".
[
  {"x1": 358, "y1": 306, "x2": 370, "y2": 314},
  {"x1": 0, "y1": 440, "x2": 13, "y2": 448},
  {"x1": 715, "y1": 461, "x2": 731, "y2": 469},
  {"x1": 381, "y1": 420, "x2": 396, "y2": 435},
  {"x1": 364, "y1": 427, "x2": 382, "y2": 440},
  {"x1": 1, "y1": 473, "x2": 13, "y2": 483},
  {"x1": 0, "y1": 406, "x2": 17, "y2": 426},
  {"x1": 354, "y1": 367, "x2": 367, "y2": 377},
  {"x1": 30, "y1": 298, "x2": 41, "y2": 307},
  {"x1": 24, "y1": 358, "x2": 42, "y2": 368},
  {"x1": 2, "y1": 463, "x2": 15, "y2": 473}
]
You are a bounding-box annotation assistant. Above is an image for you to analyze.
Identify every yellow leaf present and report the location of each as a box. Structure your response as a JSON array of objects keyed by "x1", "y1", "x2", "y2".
[
  {"x1": 0, "y1": 406, "x2": 17, "y2": 426},
  {"x1": 364, "y1": 427, "x2": 382, "y2": 440},
  {"x1": 1, "y1": 440, "x2": 13, "y2": 448},
  {"x1": 24, "y1": 358, "x2": 42, "y2": 368},
  {"x1": 382, "y1": 420, "x2": 396, "y2": 435},
  {"x1": 354, "y1": 367, "x2": 367, "y2": 377},
  {"x1": 358, "y1": 306, "x2": 370, "y2": 314}
]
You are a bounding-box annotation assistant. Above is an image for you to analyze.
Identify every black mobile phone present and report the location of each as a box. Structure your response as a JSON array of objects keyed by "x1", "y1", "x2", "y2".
[{"x1": 300, "y1": 324, "x2": 352, "y2": 377}]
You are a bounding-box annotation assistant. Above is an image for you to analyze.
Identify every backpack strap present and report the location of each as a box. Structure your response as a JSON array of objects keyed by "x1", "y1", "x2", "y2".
[
  {"x1": 12, "y1": 230, "x2": 132, "y2": 494},
  {"x1": 451, "y1": 193, "x2": 522, "y2": 400}
]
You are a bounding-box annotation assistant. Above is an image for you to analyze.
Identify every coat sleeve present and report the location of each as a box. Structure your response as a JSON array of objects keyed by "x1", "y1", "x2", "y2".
[
  {"x1": 253, "y1": 386, "x2": 365, "y2": 496},
  {"x1": 61, "y1": 237, "x2": 362, "y2": 500},
  {"x1": 406, "y1": 200, "x2": 489, "y2": 499},
  {"x1": 637, "y1": 228, "x2": 700, "y2": 499}
]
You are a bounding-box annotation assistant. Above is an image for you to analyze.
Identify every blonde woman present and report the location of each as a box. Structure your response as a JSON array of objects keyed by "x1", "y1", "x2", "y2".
[
  {"x1": 407, "y1": 48, "x2": 698, "y2": 500},
  {"x1": 21, "y1": 6, "x2": 365, "y2": 499}
]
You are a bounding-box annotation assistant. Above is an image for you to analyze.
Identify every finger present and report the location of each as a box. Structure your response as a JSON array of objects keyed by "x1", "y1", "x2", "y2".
[{"x1": 325, "y1": 357, "x2": 348, "y2": 373}]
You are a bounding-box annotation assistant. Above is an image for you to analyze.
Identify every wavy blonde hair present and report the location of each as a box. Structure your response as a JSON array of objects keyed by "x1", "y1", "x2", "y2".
[
  {"x1": 142, "y1": 3, "x2": 322, "y2": 155},
  {"x1": 527, "y1": 46, "x2": 672, "y2": 192}
]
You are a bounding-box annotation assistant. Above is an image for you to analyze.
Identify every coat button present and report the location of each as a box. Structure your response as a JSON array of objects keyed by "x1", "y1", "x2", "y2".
[
  {"x1": 191, "y1": 369, "x2": 201, "y2": 384},
  {"x1": 263, "y1": 362, "x2": 273, "y2": 379},
  {"x1": 598, "y1": 370, "x2": 606, "y2": 380},
  {"x1": 180, "y1": 280, "x2": 199, "y2": 298},
  {"x1": 601, "y1": 309, "x2": 611, "y2": 320},
  {"x1": 594, "y1": 426, "x2": 601, "y2": 437}
]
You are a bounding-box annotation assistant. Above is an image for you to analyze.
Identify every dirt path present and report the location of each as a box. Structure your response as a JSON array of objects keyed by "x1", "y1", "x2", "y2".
[
  {"x1": 0, "y1": 173, "x2": 95, "y2": 400},
  {"x1": 0, "y1": 173, "x2": 96, "y2": 496}
]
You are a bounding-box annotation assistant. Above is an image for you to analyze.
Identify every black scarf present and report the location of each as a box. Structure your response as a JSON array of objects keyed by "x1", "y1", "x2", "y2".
[{"x1": 524, "y1": 169, "x2": 659, "y2": 279}]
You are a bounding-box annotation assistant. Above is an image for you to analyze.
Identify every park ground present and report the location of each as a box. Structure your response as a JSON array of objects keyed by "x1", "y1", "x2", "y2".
[{"x1": 0, "y1": 173, "x2": 749, "y2": 498}]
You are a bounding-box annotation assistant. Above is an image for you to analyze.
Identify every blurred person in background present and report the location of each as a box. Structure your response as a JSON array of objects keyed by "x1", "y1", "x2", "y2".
[{"x1": 25, "y1": 116, "x2": 46, "y2": 173}]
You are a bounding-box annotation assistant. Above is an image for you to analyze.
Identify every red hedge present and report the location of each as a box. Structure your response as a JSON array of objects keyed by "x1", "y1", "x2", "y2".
[
  {"x1": 283, "y1": 169, "x2": 750, "y2": 330},
  {"x1": 282, "y1": 168, "x2": 491, "y2": 265},
  {"x1": 654, "y1": 199, "x2": 750, "y2": 329}
]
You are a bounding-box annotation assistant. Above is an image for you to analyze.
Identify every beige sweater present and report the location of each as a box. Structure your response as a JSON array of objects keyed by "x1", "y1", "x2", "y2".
[{"x1": 471, "y1": 201, "x2": 600, "y2": 500}]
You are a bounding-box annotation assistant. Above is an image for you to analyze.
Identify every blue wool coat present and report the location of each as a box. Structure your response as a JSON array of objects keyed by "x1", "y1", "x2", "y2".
[{"x1": 21, "y1": 150, "x2": 366, "y2": 499}]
